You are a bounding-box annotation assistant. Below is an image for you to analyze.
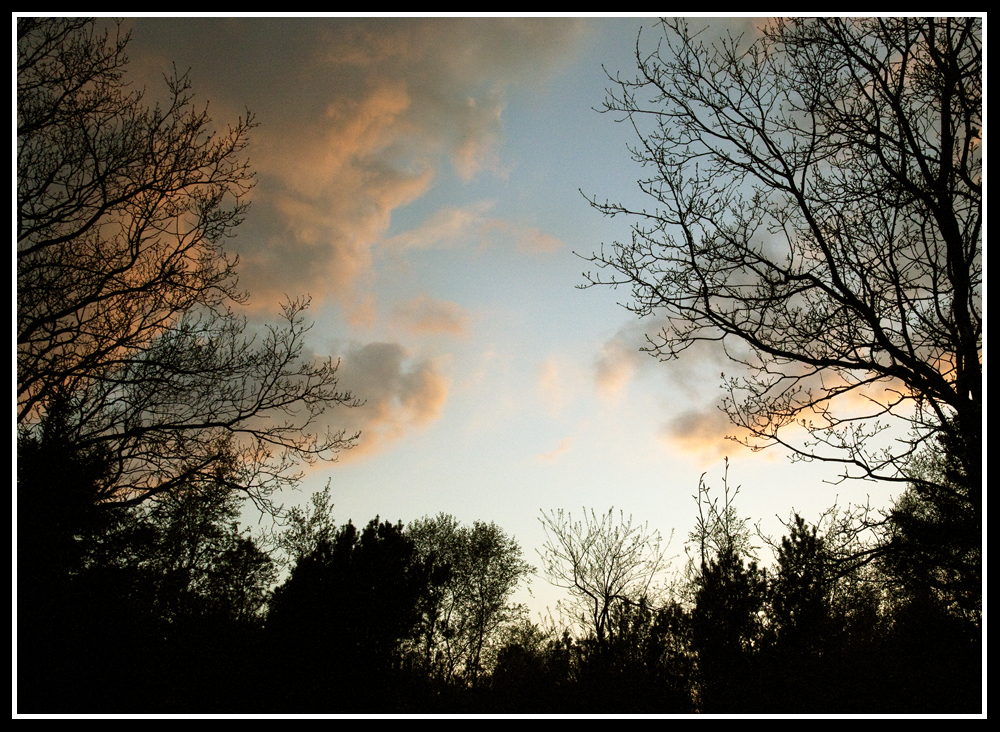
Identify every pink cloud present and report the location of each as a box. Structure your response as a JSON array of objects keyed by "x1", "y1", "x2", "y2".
[
  {"x1": 515, "y1": 228, "x2": 563, "y2": 255},
  {"x1": 322, "y1": 341, "x2": 450, "y2": 461},
  {"x1": 481, "y1": 219, "x2": 565, "y2": 255},
  {"x1": 383, "y1": 203, "x2": 565, "y2": 257},
  {"x1": 383, "y1": 202, "x2": 493, "y2": 250},
  {"x1": 538, "y1": 358, "x2": 570, "y2": 418},
  {"x1": 538, "y1": 437, "x2": 572, "y2": 463},
  {"x1": 658, "y1": 407, "x2": 744, "y2": 462},
  {"x1": 394, "y1": 295, "x2": 469, "y2": 336},
  {"x1": 223, "y1": 18, "x2": 584, "y2": 313},
  {"x1": 594, "y1": 333, "x2": 644, "y2": 401}
]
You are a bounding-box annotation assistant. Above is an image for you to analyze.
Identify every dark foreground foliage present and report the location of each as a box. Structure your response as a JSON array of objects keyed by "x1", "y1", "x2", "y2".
[{"x1": 18, "y1": 426, "x2": 980, "y2": 713}]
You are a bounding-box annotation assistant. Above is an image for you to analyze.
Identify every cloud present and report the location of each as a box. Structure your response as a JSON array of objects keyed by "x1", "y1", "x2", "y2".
[
  {"x1": 515, "y1": 227, "x2": 563, "y2": 255},
  {"x1": 393, "y1": 295, "x2": 469, "y2": 336},
  {"x1": 483, "y1": 220, "x2": 564, "y2": 255},
  {"x1": 326, "y1": 341, "x2": 449, "y2": 460},
  {"x1": 383, "y1": 202, "x2": 566, "y2": 256},
  {"x1": 594, "y1": 331, "x2": 645, "y2": 401},
  {"x1": 538, "y1": 357, "x2": 570, "y2": 418},
  {"x1": 593, "y1": 318, "x2": 761, "y2": 461},
  {"x1": 658, "y1": 406, "x2": 742, "y2": 461},
  {"x1": 593, "y1": 317, "x2": 742, "y2": 402},
  {"x1": 383, "y1": 202, "x2": 494, "y2": 250},
  {"x1": 538, "y1": 437, "x2": 572, "y2": 463},
  {"x1": 193, "y1": 17, "x2": 586, "y2": 312},
  {"x1": 656, "y1": 361, "x2": 909, "y2": 464}
]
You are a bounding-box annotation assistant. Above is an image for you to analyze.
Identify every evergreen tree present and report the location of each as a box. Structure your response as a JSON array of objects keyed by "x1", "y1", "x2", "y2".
[{"x1": 690, "y1": 547, "x2": 767, "y2": 713}]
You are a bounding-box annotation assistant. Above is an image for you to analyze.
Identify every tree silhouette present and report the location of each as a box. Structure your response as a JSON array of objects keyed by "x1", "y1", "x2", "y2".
[
  {"x1": 538, "y1": 508, "x2": 669, "y2": 648},
  {"x1": 679, "y1": 464, "x2": 766, "y2": 712},
  {"x1": 407, "y1": 514, "x2": 534, "y2": 686},
  {"x1": 17, "y1": 18, "x2": 359, "y2": 713},
  {"x1": 17, "y1": 18, "x2": 359, "y2": 514},
  {"x1": 489, "y1": 619, "x2": 562, "y2": 712},
  {"x1": 274, "y1": 482, "x2": 340, "y2": 568},
  {"x1": 769, "y1": 514, "x2": 830, "y2": 653},
  {"x1": 130, "y1": 483, "x2": 277, "y2": 626},
  {"x1": 690, "y1": 546, "x2": 767, "y2": 713},
  {"x1": 885, "y1": 418, "x2": 981, "y2": 625},
  {"x1": 18, "y1": 395, "x2": 116, "y2": 595},
  {"x1": 266, "y1": 517, "x2": 437, "y2": 711},
  {"x1": 17, "y1": 413, "x2": 277, "y2": 712},
  {"x1": 762, "y1": 513, "x2": 838, "y2": 711},
  {"x1": 685, "y1": 459, "x2": 755, "y2": 572},
  {"x1": 582, "y1": 18, "x2": 981, "y2": 497},
  {"x1": 574, "y1": 596, "x2": 695, "y2": 713}
]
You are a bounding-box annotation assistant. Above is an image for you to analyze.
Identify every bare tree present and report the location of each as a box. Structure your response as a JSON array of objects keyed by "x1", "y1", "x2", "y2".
[
  {"x1": 687, "y1": 459, "x2": 756, "y2": 569},
  {"x1": 17, "y1": 17, "x2": 250, "y2": 422},
  {"x1": 582, "y1": 18, "x2": 981, "y2": 504},
  {"x1": 17, "y1": 18, "x2": 359, "y2": 513},
  {"x1": 538, "y1": 508, "x2": 670, "y2": 646}
]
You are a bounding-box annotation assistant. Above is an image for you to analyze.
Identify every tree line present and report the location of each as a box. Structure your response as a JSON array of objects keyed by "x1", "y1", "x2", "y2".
[{"x1": 17, "y1": 437, "x2": 979, "y2": 713}]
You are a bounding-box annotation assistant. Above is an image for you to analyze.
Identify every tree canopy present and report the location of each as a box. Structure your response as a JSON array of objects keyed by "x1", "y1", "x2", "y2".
[
  {"x1": 583, "y1": 18, "x2": 981, "y2": 496},
  {"x1": 538, "y1": 507, "x2": 669, "y2": 646},
  {"x1": 408, "y1": 513, "x2": 535, "y2": 685},
  {"x1": 17, "y1": 17, "x2": 359, "y2": 513}
]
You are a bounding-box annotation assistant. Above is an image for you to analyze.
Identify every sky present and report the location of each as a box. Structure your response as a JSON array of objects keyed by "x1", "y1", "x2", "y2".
[{"x1": 119, "y1": 14, "x2": 915, "y2": 618}]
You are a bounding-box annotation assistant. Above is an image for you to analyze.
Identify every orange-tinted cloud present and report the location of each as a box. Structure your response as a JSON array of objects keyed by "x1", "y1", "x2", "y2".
[
  {"x1": 394, "y1": 295, "x2": 469, "y2": 336},
  {"x1": 658, "y1": 406, "x2": 749, "y2": 463},
  {"x1": 538, "y1": 437, "x2": 572, "y2": 463},
  {"x1": 483, "y1": 220, "x2": 564, "y2": 255},
  {"x1": 325, "y1": 341, "x2": 449, "y2": 461},
  {"x1": 594, "y1": 331, "x2": 645, "y2": 401},
  {"x1": 515, "y1": 228, "x2": 563, "y2": 255},
  {"x1": 383, "y1": 202, "x2": 494, "y2": 250},
  {"x1": 383, "y1": 202, "x2": 566, "y2": 256},
  {"x1": 538, "y1": 357, "x2": 570, "y2": 418},
  {"x1": 593, "y1": 317, "x2": 753, "y2": 403},
  {"x1": 657, "y1": 362, "x2": 915, "y2": 465},
  {"x1": 213, "y1": 18, "x2": 585, "y2": 313}
]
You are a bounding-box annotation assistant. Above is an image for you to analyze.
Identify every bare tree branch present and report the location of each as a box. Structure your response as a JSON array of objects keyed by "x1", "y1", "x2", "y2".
[
  {"x1": 538, "y1": 507, "x2": 670, "y2": 645},
  {"x1": 17, "y1": 18, "x2": 360, "y2": 513},
  {"x1": 580, "y1": 18, "x2": 981, "y2": 501}
]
